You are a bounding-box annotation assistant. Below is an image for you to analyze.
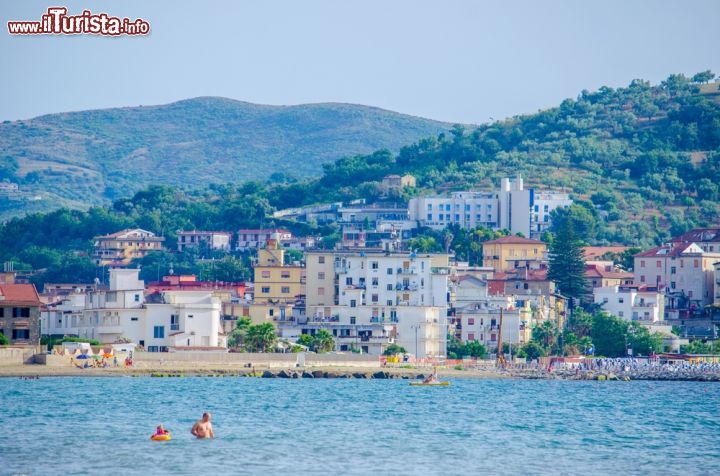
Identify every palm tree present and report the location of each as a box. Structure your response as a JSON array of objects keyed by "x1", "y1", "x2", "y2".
[
  {"x1": 312, "y1": 329, "x2": 335, "y2": 353},
  {"x1": 227, "y1": 317, "x2": 251, "y2": 349},
  {"x1": 245, "y1": 323, "x2": 277, "y2": 353}
]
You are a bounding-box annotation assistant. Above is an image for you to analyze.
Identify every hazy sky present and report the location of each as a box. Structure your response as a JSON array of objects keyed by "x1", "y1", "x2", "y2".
[{"x1": 1, "y1": 0, "x2": 718, "y2": 124}]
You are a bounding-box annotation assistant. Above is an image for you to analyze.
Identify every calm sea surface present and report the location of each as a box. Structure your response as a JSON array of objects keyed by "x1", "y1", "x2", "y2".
[{"x1": 1, "y1": 377, "x2": 718, "y2": 475}]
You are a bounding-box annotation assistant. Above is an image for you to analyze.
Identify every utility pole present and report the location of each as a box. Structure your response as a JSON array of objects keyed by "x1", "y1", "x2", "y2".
[{"x1": 496, "y1": 308, "x2": 506, "y2": 367}]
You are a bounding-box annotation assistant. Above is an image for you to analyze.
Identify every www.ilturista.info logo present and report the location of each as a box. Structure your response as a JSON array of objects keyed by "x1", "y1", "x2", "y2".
[{"x1": 7, "y1": 7, "x2": 150, "y2": 36}]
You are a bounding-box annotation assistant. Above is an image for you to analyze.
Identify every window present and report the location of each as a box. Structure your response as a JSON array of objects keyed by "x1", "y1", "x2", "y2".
[
  {"x1": 261, "y1": 270, "x2": 271, "y2": 279},
  {"x1": 13, "y1": 308, "x2": 30, "y2": 318},
  {"x1": 261, "y1": 286, "x2": 270, "y2": 293},
  {"x1": 387, "y1": 284, "x2": 393, "y2": 291},
  {"x1": 618, "y1": 298, "x2": 624, "y2": 303},
  {"x1": 427, "y1": 204, "x2": 432, "y2": 210},
  {"x1": 387, "y1": 300, "x2": 393, "y2": 306},
  {"x1": 465, "y1": 204, "x2": 470, "y2": 211},
  {"x1": 153, "y1": 326, "x2": 165, "y2": 339},
  {"x1": 318, "y1": 272, "x2": 326, "y2": 280},
  {"x1": 671, "y1": 267, "x2": 676, "y2": 274},
  {"x1": 371, "y1": 261, "x2": 379, "y2": 270},
  {"x1": 350, "y1": 299, "x2": 356, "y2": 307},
  {"x1": 670, "y1": 282, "x2": 676, "y2": 289},
  {"x1": 281, "y1": 286, "x2": 290, "y2": 294},
  {"x1": 640, "y1": 275, "x2": 646, "y2": 283},
  {"x1": 12, "y1": 329, "x2": 29, "y2": 340},
  {"x1": 468, "y1": 318, "x2": 475, "y2": 325},
  {"x1": 455, "y1": 214, "x2": 460, "y2": 221},
  {"x1": 640, "y1": 261, "x2": 645, "y2": 268},
  {"x1": 134, "y1": 294, "x2": 140, "y2": 302},
  {"x1": 618, "y1": 311, "x2": 624, "y2": 317},
  {"x1": 523, "y1": 283, "x2": 529, "y2": 290},
  {"x1": 350, "y1": 316, "x2": 356, "y2": 324},
  {"x1": 446, "y1": 214, "x2": 451, "y2": 221},
  {"x1": 688, "y1": 291, "x2": 693, "y2": 298},
  {"x1": 345, "y1": 277, "x2": 352, "y2": 285},
  {"x1": 468, "y1": 333, "x2": 475, "y2": 341},
  {"x1": 318, "y1": 256, "x2": 325, "y2": 264},
  {"x1": 281, "y1": 271, "x2": 291, "y2": 279},
  {"x1": 372, "y1": 278, "x2": 379, "y2": 286},
  {"x1": 656, "y1": 261, "x2": 661, "y2": 268},
  {"x1": 318, "y1": 287, "x2": 325, "y2": 296},
  {"x1": 171, "y1": 314, "x2": 179, "y2": 331},
  {"x1": 371, "y1": 294, "x2": 378, "y2": 303},
  {"x1": 445, "y1": 204, "x2": 451, "y2": 211},
  {"x1": 603, "y1": 298, "x2": 608, "y2": 304},
  {"x1": 694, "y1": 259, "x2": 699, "y2": 268},
  {"x1": 131, "y1": 317, "x2": 139, "y2": 321},
  {"x1": 387, "y1": 268, "x2": 393, "y2": 275}
]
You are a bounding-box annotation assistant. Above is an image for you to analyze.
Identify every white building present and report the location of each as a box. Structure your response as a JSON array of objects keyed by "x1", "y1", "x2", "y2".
[
  {"x1": 456, "y1": 297, "x2": 531, "y2": 349},
  {"x1": 41, "y1": 292, "x2": 88, "y2": 338},
  {"x1": 593, "y1": 284, "x2": 665, "y2": 322},
  {"x1": 300, "y1": 250, "x2": 450, "y2": 357},
  {"x1": 41, "y1": 269, "x2": 225, "y2": 351},
  {"x1": 715, "y1": 262, "x2": 720, "y2": 305},
  {"x1": 236, "y1": 229, "x2": 292, "y2": 251},
  {"x1": 177, "y1": 231, "x2": 232, "y2": 252},
  {"x1": 408, "y1": 176, "x2": 571, "y2": 238}
]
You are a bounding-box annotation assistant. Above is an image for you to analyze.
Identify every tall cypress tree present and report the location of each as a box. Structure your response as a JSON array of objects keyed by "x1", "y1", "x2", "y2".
[{"x1": 548, "y1": 219, "x2": 587, "y2": 300}]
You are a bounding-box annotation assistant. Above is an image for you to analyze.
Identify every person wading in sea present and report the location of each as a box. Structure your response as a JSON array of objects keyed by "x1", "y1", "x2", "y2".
[{"x1": 191, "y1": 412, "x2": 215, "y2": 439}]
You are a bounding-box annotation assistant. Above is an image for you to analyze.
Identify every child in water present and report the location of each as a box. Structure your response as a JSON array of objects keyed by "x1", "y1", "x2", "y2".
[{"x1": 155, "y1": 425, "x2": 169, "y2": 436}]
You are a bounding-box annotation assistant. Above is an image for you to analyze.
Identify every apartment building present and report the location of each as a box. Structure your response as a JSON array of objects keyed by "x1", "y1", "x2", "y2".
[
  {"x1": 300, "y1": 250, "x2": 450, "y2": 357},
  {"x1": 634, "y1": 242, "x2": 720, "y2": 314},
  {"x1": 40, "y1": 269, "x2": 224, "y2": 351},
  {"x1": 237, "y1": 229, "x2": 292, "y2": 251},
  {"x1": 456, "y1": 296, "x2": 532, "y2": 349},
  {"x1": 482, "y1": 235, "x2": 547, "y2": 273},
  {"x1": 253, "y1": 238, "x2": 305, "y2": 303},
  {"x1": 177, "y1": 231, "x2": 232, "y2": 252},
  {"x1": 92, "y1": 228, "x2": 165, "y2": 266},
  {"x1": 594, "y1": 284, "x2": 665, "y2": 322},
  {"x1": 408, "y1": 176, "x2": 571, "y2": 238},
  {"x1": 0, "y1": 284, "x2": 42, "y2": 345}
]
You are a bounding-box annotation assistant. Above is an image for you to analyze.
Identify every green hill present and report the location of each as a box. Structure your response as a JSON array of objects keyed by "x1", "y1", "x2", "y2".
[
  {"x1": 0, "y1": 98, "x2": 455, "y2": 219},
  {"x1": 1, "y1": 72, "x2": 719, "y2": 287}
]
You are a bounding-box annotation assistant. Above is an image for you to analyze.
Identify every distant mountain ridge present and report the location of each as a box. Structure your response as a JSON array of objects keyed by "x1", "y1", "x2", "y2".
[{"x1": 0, "y1": 97, "x2": 456, "y2": 219}]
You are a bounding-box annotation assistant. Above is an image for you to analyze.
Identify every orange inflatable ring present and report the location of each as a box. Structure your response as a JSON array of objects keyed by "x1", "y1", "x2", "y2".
[{"x1": 150, "y1": 434, "x2": 171, "y2": 441}]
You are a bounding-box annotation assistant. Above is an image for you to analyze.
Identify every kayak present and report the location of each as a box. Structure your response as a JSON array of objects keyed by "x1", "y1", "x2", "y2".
[
  {"x1": 409, "y1": 381, "x2": 450, "y2": 387},
  {"x1": 150, "y1": 434, "x2": 171, "y2": 441}
]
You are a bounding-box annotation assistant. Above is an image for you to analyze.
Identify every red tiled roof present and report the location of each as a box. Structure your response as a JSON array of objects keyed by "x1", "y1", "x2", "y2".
[
  {"x1": 177, "y1": 230, "x2": 232, "y2": 236},
  {"x1": 237, "y1": 229, "x2": 290, "y2": 234},
  {"x1": 634, "y1": 243, "x2": 700, "y2": 258},
  {"x1": 670, "y1": 227, "x2": 720, "y2": 244},
  {"x1": 487, "y1": 280, "x2": 506, "y2": 295},
  {"x1": 0, "y1": 284, "x2": 42, "y2": 305},
  {"x1": 582, "y1": 246, "x2": 632, "y2": 260},
  {"x1": 584, "y1": 264, "x2": 633, "y2": 279},
  {"x1": 484, "y1": 236, "x2": 545, "y2": 245}
]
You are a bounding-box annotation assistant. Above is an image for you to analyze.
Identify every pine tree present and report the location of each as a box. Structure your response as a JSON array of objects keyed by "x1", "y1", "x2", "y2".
[{"x1": 548, "y1": 219, "x2": 587, "y2": 300}]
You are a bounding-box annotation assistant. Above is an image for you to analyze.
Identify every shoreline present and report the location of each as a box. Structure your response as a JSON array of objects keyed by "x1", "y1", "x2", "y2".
[{"x1": 2, "y1": 364, "x2": 719, "y2": 382}]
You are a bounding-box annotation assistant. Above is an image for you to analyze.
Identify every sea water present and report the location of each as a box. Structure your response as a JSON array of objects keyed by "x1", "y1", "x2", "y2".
[{"x1": 1, "y1": 377, "x2": 718, "y2": 475}]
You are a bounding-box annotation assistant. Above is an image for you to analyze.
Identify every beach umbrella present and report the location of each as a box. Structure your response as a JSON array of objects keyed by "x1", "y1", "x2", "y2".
[{"x1": 76, "y1": 354, "x2": 89, "y2": 359}]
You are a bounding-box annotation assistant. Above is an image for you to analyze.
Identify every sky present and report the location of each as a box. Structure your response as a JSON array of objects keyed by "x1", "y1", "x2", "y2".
[{"x1": 1, "y1": 0, "x2": 719, "y2": 124}]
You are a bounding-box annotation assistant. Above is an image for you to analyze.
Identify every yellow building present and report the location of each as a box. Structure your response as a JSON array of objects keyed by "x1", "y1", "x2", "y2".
[
  {"x1": 482, "y1": 235, "x2": 547, "y2": 273},
  {"x1": 253, "y1": 238, "x2": 305, "y2": 303},
  {"x1": 93, "y1": 228, "x2": 165, "y2": 266}
]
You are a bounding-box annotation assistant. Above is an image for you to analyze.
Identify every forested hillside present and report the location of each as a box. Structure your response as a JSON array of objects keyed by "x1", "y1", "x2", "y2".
[
  {"x1": 1, "y1": 72, "x2": 719, "y2": 286},
  {"x1": 0, "y1": 98, "x2": 453, "y2": 219}
]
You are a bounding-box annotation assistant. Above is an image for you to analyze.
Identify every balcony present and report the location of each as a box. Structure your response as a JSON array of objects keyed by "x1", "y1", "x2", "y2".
[
  {"x1": 170, "y1": 323, "x2": 180, "y2": 331},
  {"x1": 397, "y1": 268, "x2": 417, "y2": 275},
  {"x1": 309, "y1": 315, "x2": 340, "y2": 323}
]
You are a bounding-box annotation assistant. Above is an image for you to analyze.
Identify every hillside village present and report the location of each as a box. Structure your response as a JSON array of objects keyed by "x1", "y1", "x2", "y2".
[{"x1": 2, "y1": 173, "x2": 719, "y2": 365}]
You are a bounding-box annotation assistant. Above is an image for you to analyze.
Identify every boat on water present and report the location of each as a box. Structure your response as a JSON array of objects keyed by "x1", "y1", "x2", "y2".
[{"x1": 409, "y1": 381, "x2": 450, "y2": 387}]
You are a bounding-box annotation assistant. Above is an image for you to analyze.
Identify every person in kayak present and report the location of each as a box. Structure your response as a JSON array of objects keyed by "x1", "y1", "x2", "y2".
[{"x1": 422, "y1": 366, "x2": 439, "y2": 384}]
